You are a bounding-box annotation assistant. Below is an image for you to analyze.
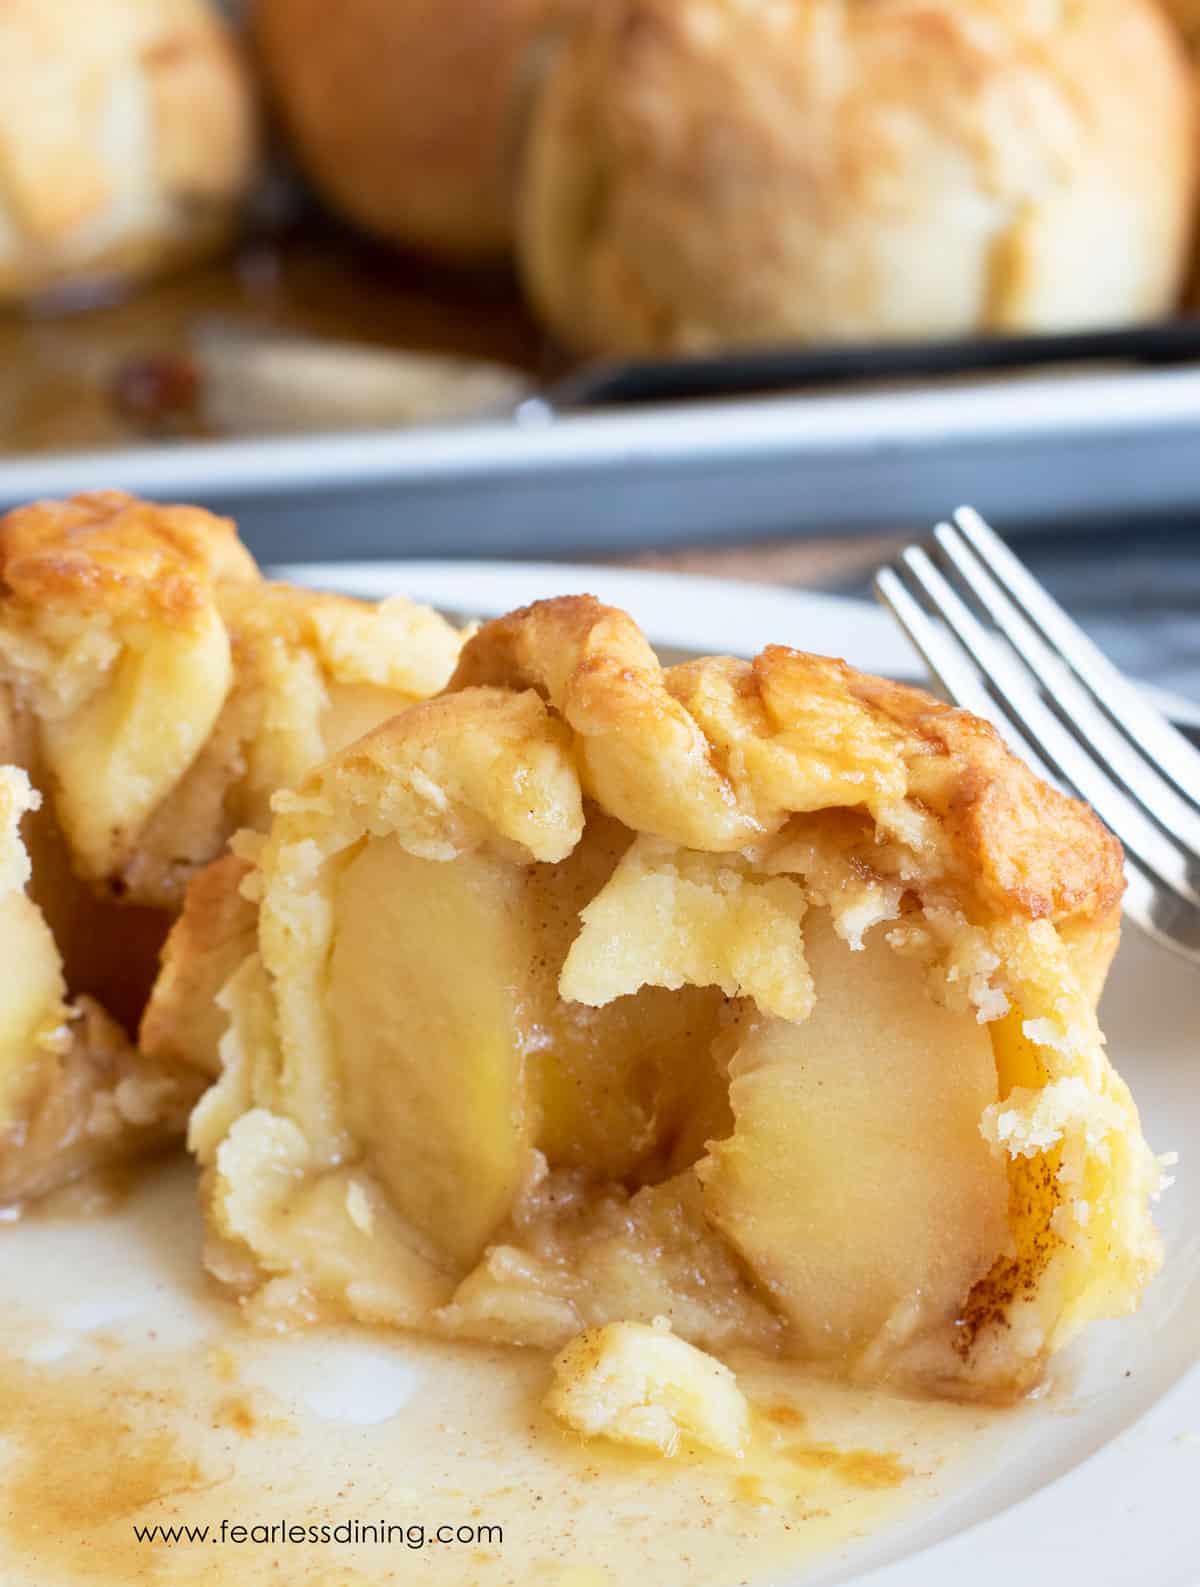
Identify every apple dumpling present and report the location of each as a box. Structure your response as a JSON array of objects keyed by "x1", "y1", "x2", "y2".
[
  {"x1": 0, "y1": 492, "x2": 464, "y2": 1207},
  {"x1": 165, "y1": 596, "x2": 1162, "y2": 1399},
  {"x1": 518, "y1": 0, "x2": 1197, "y2": 356}
]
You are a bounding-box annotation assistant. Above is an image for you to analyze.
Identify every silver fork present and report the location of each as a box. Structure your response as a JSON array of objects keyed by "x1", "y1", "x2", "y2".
[{"x1": 874, "y1": 507, "x2": 1200, "y2": 966}]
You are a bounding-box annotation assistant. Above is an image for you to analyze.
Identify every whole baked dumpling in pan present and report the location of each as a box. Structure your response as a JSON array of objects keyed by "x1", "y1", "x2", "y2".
[{"x1": 519, "y1": 0, "x2": 1198, "y2": 355}]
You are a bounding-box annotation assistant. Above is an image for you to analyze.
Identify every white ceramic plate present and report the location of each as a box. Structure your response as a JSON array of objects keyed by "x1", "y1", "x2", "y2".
[
  {"x1": 270, "y1": 557, "x2": 945, "y2": 681},
  {"x1": 2, "y1": 565, "x2": 1196, "y2": 1587},
  {"x1": 273, "y1": 559, "x2": 1200, "y2": 729}
]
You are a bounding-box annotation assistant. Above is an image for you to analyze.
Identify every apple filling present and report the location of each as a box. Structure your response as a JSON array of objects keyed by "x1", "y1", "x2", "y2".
[{"x1": 192, "y1": 800, "x2": 1022, "y2": 1392}]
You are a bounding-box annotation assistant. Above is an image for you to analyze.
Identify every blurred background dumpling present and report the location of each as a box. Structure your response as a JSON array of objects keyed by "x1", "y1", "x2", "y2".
[
  {"x1": 518, "y1": 0, "x2": 1199, "y2": 355},
  {"x1": 252, "y1": 0, "x2": 581, "y2": 264},
  {"x1": 0, "y1": 0, "x2": 260, "y2": 305}
]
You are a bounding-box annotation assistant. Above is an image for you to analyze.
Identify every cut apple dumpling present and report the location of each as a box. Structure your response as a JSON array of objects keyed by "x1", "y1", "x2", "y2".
[
  {"x1": 0, "y1": 491, "x2": 464, "y2": 1207},
  {"x1": 165, "y1": 596, "x2": 1164, "y2": 1399}
]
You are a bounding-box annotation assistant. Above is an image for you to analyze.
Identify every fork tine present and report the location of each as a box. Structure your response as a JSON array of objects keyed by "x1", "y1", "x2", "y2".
[
  {"x1": 930, "y1": 520, "x2": 1200, "y2": 855},
  {"x1": 877, "y1": 564, "x2": 1200, "y2": 963},
  {"x1": 892, "y1": 547, "x2": 1200, "y2": 909},
  {"x1": 951, "y1": 507, "x2": 1200, "y2": 805},
  {"x1": 1121, "y1": 863, "x2": 1200, "y2": 961}
]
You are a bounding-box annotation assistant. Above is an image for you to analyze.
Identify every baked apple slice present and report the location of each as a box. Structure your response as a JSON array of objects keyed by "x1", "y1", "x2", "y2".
[{"x1": 166, "y1": 596, "x2": 1163, "y2": 1398}]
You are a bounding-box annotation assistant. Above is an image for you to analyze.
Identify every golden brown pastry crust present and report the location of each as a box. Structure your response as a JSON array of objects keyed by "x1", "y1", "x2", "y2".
[
  {"x1": 253, "y1": 0, "x2": 579, "y2": 261},
  {"x1": 0, "y1": 491, "x2": 259, "y2": 620},
  {"x1": 183, "y1": 595, "x2": 1160, "y2": 1400},
  {"x1": 0, "y1": 490, "x2": 464, "y2": 907},
  {"x1": 519, "y1": 0, "x2": 1198, "y2": 354},
  {"x1": 450, "y1": 597, "x2": 1124, "y2": 931},
  {"x1": 0, "y1": 0, "x2": 259, "y2": 304},
  {"x1": 0, "y1": 492, "x2": 261, "y2": 902}
]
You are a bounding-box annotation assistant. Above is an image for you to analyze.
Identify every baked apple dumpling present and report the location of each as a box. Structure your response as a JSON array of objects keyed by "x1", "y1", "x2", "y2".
[
  {"x1": 519, "y1": 0, "x2": 1198, "y2": 354},
  {"x1": 166, "y1": 596, "x2": 1163, "y2": 1399},
  {"x1": 0, "y1": 492, "x2": 464, "y2": 1206}
]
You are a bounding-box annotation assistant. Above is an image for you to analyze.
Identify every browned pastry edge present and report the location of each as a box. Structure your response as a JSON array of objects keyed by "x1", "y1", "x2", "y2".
[
  {"x1": 0, "y1": 490, "x2": 259, "y2": 625},
  {"x1": 448, "y1": 594, "x2": 1124, "y2": 929}
]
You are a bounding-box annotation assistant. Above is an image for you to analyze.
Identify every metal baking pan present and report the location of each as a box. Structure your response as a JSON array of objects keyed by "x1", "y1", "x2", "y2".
[
  {"x1": 543, "y1": 318, "x2": 1200, "y2": 409},
  {"x1": 4, "y1": 362, "x2": 1200, "y2": 563},
  {"x1": 4, "y1": 250, "x2": 1200, "y2": 563}
]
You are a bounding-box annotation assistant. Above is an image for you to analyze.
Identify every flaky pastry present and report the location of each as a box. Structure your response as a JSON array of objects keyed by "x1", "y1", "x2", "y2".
[
  {"x1": 546, "y1": 1317, "x2": 751, "y2": 1456},
  {"x1": 519, "y1": 0, "x2": 1198, "y2": 355},
  {"x1": 164, "y1": 596, "x2": 1163, "y2": 1400},
  {"x1": 0, "y1": 492, "x2": 464, "y2": 1207}
]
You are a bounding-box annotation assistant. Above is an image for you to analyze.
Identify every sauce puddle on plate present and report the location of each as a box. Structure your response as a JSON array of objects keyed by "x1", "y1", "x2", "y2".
[{"x1": 0, "y1": 1159, "x2": 1014, "y2": 1587}]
